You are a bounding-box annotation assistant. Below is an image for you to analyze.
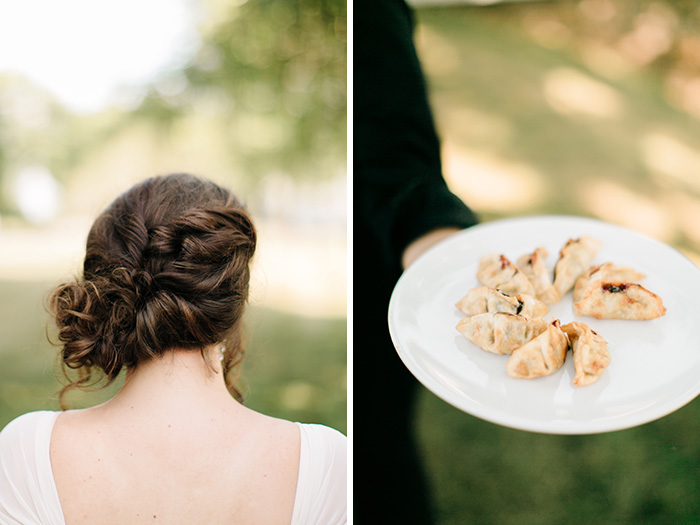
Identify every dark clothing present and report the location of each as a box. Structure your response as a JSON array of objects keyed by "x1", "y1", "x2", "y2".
[{"x1": 354, "y1": 0, "x2": 478, "y2": 522}]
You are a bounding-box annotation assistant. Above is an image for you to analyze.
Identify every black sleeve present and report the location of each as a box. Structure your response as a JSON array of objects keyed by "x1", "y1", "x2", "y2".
[{"x1": 354, "y1": 0, "x2": 478, "y2": 272}]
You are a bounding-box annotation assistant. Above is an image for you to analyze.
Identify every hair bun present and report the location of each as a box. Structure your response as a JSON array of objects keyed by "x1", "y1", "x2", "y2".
[
  {"x1": 51, "y1": 279, "x2": 136, "y2": 381},
  {"x1": 51, "y1": 174, "x2": 256, "y2": 405}
]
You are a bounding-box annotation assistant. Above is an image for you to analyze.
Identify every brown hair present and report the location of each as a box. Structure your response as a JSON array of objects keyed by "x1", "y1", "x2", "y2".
[{"x1": 50, "y1": 173, "x2": 256, "y2": 406}]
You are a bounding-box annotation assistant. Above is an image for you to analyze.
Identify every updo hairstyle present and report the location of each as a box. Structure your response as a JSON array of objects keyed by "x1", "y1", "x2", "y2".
[{"x1": 50, "y1": 173, "x2": 256, "y2": 404}]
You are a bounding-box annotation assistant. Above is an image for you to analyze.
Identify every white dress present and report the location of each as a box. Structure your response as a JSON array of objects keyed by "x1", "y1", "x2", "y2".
[{"x1": 0, "y1": 411, "x2": 347, "y2": 525}]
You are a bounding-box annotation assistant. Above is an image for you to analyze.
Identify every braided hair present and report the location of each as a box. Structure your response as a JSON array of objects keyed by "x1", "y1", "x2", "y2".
[{"x1": 50, "y1": 174, "x2": 256, "y2": 406}]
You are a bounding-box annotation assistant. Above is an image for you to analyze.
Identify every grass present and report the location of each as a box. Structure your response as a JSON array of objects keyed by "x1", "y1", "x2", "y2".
[
  {"x1": 417, "y1": 390, "x2": 700, "y2": 524},
  {"x1": 0, "y1": 279, "x2": 347, "y2": 435}
]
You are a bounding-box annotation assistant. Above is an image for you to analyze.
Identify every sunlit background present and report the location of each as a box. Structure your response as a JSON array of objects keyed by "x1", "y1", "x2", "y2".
[
  {"x1": 0, "y1": 0, "x2": 346, "y2": 433},
  {"x1": 410, "y1": 0, "x2": 700, "y2": 263},
  {"x1": 416, "y1": 0, "x2": 700, "y2": 261},
  {"x1": 401, "y1": 0, "x2": 700, "y2": 523}
]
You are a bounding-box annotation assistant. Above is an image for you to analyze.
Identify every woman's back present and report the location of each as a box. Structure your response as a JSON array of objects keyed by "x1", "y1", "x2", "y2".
[
  {"x1": 49, "y1": 350, "x2": 300, "y2": 524},
  {"x1": 51, "y1": 402, "x2": 300, "y2": 524},
  {"x1": 1, "y1": 392, "x2": 347, "y2": 524}
]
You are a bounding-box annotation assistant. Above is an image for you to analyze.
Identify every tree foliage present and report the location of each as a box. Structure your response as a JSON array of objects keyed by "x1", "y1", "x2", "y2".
[{"x1": 136, "y1": 0, "x2": 347, "y2": 182}]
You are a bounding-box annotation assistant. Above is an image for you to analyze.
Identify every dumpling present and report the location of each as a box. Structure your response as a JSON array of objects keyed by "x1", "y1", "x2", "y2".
[
  {"x1": 456, "y1": 313, "x2": 549, "y2": 355},
  {"x1": 506, "y1": 320, "x2": 569, "y2": 379},
  {"x1": 573, "y1": 282, "x2": 666, "y2": 320},
  {"x1": 455, "y1": 287, "x2": 549, "y2": 318},
  {"x1": 552, "y1": 237, "x2": 603, "y2": 298},
  {"x1": 561, "y1": 322, "x2": 611, "y2": 386},
  {"x1": 476, "y1": 254, "x2": 536, "y2": 296},
  {"x1": 516, "y1": 247, "x2": 560, "y2": 304},
  {"x1": 572, "y1": 263, "x2": 646, "y2": 303}
]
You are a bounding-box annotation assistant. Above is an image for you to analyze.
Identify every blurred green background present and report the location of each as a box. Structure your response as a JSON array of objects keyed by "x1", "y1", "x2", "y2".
[
  {"x1": 406, "y1": 0, "x2": 700, "y2": 523},
  {"x1": 0, "y1": 0, "x2": 346, "y2": 435}
]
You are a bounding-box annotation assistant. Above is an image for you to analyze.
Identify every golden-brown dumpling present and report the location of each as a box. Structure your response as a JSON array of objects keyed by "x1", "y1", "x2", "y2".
[
  {"x1": 516, "y1": 247, "x2": 560, "y2": 304},
  {"x1": 455, "y1": 287, "x2": 549, "y2": 318},
  {"x1": 552, "y1": 237, "x2": 603, "y2": 298},
  {"x1": 506, "y1": 320, "x2": 568, "y2": 378},
  {"x1": 476, "y1": 254, "x2": 535, "y2": 296},
  {"x1": 572, "y1": 263, "x2": 646, "y2": 303},
  {"x1": 573, "y1": 282, "x2": 666, "y2": 320},
  {"x1": 561, "y1": 322, "x2": 611, "y2": 386},
  {"x1": 456, "y1": 313, "x2": 548, "y2": 355}
]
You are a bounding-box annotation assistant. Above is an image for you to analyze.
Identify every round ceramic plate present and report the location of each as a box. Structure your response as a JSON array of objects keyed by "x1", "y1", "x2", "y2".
[{"x1": 388, "y1": 215, "x2": 700, "y2": 434}]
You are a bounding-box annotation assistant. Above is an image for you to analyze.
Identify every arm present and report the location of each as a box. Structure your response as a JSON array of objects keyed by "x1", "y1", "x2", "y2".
[{"x1": 354, "y1": 0, "x2": 477, "y2": 272}]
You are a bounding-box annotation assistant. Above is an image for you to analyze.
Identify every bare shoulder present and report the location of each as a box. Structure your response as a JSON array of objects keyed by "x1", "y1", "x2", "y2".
[
  {"x1": 49, "y1": 408, "x2": 109, "y2": 494},
  {"x1": 50, "y1": 404, "x2": 302, "y2": 524},
  {"x1": 50, "y1": 408, "x2": 99, "y2": 453},
  {"x1": 51, "y1": 407, "x2": 93, "y2": 431},
  {"x1": 241, "y1": 406, "x2": 299, "y2": 434},
  {"x1": 228, "y1": 405, "x2": 300, "y2": 457}
]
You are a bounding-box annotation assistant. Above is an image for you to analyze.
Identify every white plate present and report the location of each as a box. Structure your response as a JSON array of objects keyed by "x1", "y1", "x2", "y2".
[{"x1": 388, "y1": 215, "x2": 700, "y2": 434}]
